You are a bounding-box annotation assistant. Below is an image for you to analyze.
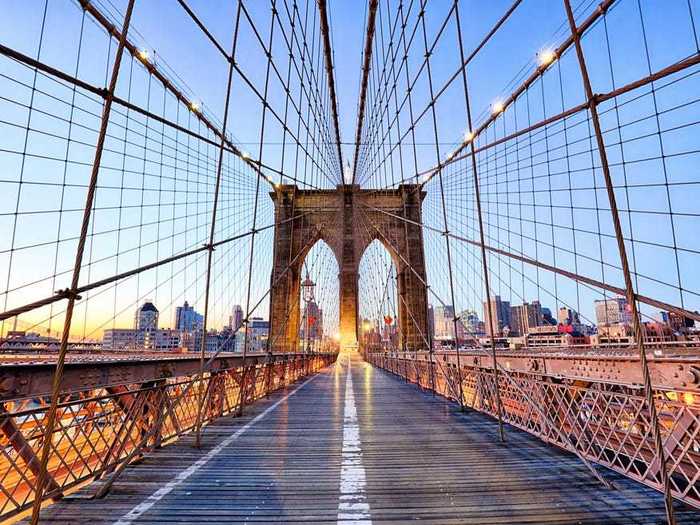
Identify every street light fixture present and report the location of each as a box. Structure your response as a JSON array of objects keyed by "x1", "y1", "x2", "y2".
[
  {"x1": 538, "y1": 49, "x2": 557, "y2": 67},
  {"x1": 301, "y1": 271, "x2": 316, "y2": 356}
]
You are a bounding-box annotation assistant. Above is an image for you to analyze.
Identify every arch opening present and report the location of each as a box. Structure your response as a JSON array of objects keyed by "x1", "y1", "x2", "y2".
[
  {"x1": 358, "y1": 239, "x2": 400, "y2": 352},
  {"x1": 297, "y1": 239, "x2": 339, "y2": 354}
]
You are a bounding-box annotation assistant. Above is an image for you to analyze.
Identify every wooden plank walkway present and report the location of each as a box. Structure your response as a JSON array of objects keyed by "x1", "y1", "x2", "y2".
[{"x1": 30, "y1": 353, "x2": 699, "y2": 524}]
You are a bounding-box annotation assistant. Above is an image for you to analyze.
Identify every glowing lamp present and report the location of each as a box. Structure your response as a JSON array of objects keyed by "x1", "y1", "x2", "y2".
[
  {"x1": 137, "y1": 49, "x2": 150, "y2": 62},
  {"x1": 301, "y1": 272, "x2": 316, "y2": 303},
  {"x1": 492, "y1": 101, "x2": 505, "y2": 115},
  {"x1": 538, "y1": 49, "x2": 556, "y2": 67}
]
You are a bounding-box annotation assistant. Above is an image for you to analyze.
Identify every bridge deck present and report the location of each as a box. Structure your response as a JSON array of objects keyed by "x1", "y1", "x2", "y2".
[{"x1": 32, "y1": 353, "x2": 698, "y2": 524}]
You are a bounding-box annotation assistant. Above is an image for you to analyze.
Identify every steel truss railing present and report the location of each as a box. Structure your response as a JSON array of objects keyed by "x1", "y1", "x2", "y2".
[
  {"x1": 365, "y1": 349, "x2": 700, "y2": 511},
  {"x1": 0, "y1": 351, "x2": 336, "y2": 522}
]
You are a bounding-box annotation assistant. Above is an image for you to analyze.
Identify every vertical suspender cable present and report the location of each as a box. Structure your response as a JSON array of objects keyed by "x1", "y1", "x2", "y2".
[
  {"x1": 194, "y1": 2, "x2": 242, "y2": 448},
  {"x1": 562, "y1": 1, "x2": 675, "y2": 522},
  {"x1": 453, "y1": 0, "x2": 505, "y2": 441}
]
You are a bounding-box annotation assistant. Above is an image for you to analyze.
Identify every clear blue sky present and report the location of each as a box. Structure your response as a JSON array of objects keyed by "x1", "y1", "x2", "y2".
[{"x1": 1, "y1": 0, "x2": 699, "y2": 338}]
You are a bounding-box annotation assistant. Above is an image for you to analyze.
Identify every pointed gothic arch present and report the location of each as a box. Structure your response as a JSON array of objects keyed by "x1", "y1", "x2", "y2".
[
  {"x1": 297, "y1": 239, "x2": 339, "y2": 352},
  {"x1": 358, "y1": 239, "x2": 401, "y2": 350}
]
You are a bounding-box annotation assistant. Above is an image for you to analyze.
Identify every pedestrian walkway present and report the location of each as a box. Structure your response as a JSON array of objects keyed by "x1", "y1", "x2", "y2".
[{"x1": 33, "y1": 353, "x2": 698, "y2": 524}]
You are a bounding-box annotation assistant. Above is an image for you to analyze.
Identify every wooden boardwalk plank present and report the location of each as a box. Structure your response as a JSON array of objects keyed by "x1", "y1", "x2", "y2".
[{"x1": 28, "y1": 353, "x2": 699, "y2": 524}]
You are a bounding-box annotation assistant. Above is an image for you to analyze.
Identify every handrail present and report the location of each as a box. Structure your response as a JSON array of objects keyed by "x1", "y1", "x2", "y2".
[
  {"x1": 0, "y1": 352, "x2": 337, "y2": 521},
  {"x1": 364, "y1": 350, "x2": 700, "y2": 510}
]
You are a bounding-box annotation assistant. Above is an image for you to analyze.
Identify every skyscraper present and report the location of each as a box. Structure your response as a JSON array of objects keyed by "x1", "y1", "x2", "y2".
[
  {"x1": 135, "y1": 301, "x2": 159, "y2": 331},
  {"x1": 483, "y1": 296, "x2": 511, "y2": 337},
  {"x1": 434, "y1": 305, "x2": 453, "y2": 340},
  {"x1": 301, "y1": 300, "x2": 323, "y2": 340},
  {"x1": 230, "y1": 304, "x2": 244, "y2": 331},
  {"x1": 595, "y1": 297, "x2": 632, "y2": 327},
  {"x1": 433, "y1": 305, "x2": 465, "y2": 342},
  {"x1": 174, "y1": 301, "x2": 203, "y2": 331},
  {"x1": 510, "y1": 302, "x2": 543, "y2": 336},
  {"x1": 558, "y1": 306, "x2": 580, "y2": 326}
]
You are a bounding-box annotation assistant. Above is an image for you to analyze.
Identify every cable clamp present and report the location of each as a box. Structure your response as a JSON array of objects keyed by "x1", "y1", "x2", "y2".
[{"x1": 56, "y1": 288, "x2": 82, "y2": 301}]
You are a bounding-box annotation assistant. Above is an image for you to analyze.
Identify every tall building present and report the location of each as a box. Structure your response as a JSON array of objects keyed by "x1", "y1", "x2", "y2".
[
  {"x1": 595, "y1": 297, "x2": 632, "y2": 327},
  {"x1": 558, "y1": 306, "x2": 579, "y2": 326},
  {"x1": 459, "y1": 309, "x2": 484, "y2": 336},
  {"x1": 510, "y1": 302, "x2": 543, "y2": 336},
  {"x1": 102, "y1": 301, "x2": 190, "y2": 351},
  {"x1": 483, "y1": 296, "x2": 511, "y2": 337},
  {"x1": 301, "y1": 300, "x2": 323, "y2": 340},
  {"x1": 135, "y1": 301, "x2": 159, "y2": 331},
  {"x1": 434, "y1": 305, "x2": 453, "y2": 340},
  {"x1": 229, "y1": 304, "x2": 244, "y2": 331},
  {"x1": 174, "y1": 301, "x2": 203, "y2": 331},
  {"x1": 541, "y1": 305, "x2": 556, "y2": 325},
  {"x1": 433, "y1": 305, "x2": 464, "y2": 342},
  {"x1": 246, "y1": 317, "x2": 269, "y2": 352}
]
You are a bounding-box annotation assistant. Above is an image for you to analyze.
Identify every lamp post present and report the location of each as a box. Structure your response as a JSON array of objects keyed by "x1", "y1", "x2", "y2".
[
  {"x1": 301, "y1": 272, "x2": 316, "y2": 365},
  {"x1": 361, "y1": 319, "x2": 371, "y2": 350}
]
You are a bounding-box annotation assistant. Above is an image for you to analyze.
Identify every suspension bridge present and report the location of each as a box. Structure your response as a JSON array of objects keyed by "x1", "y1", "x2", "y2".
[{"x1": 0, "y1": 0, "x2": 700, "y2": 523}]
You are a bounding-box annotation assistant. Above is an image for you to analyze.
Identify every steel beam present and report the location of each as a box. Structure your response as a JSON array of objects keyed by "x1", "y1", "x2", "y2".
[
  {"x1": 0, "y1": 353, "x2": 328, "y2": 402},
  {"x1": 404, "y1": 349, "x2": 700, "y2": 394}
]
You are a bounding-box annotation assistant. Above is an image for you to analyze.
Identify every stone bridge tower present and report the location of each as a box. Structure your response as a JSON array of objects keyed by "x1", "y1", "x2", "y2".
[{"x1": 268, "y1": 184, "x2": 428, "y2": 352}]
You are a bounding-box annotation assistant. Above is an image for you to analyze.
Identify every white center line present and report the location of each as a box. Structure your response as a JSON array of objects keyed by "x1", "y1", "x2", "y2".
[
  {"x1": 112, "y1": 373, "x2": 321, "y2": 525},
  {"x1": 337, "y1": 356, "x2": 372, "y2": 525}
]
